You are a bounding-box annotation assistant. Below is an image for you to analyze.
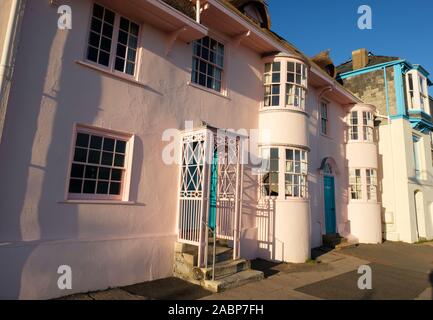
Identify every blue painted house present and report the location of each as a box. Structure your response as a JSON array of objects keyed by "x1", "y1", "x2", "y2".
[{"x1": 337, "y1": 49, "x2": 433, "y2": 243}]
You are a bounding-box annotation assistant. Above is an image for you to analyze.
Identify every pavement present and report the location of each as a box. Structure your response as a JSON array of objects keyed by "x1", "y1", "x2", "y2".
[{"x1": 61, "y1": 241, "x2": 433, "y2": 300}]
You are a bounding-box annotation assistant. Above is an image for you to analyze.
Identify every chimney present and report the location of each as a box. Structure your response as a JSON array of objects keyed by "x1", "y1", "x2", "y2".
[{"x1": 352, "y1": 49, "x2": 369, "y2": 70}]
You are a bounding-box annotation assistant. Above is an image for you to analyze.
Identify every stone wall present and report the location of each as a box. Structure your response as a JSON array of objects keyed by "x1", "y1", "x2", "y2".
[{"x1": 342, "y1": 67, "x2": 397, "y2": 118}]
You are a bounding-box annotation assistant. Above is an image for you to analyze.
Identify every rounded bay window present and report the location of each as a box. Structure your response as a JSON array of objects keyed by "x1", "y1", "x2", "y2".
[{"x1": 262, "y1": 55, "x2": 309, "y2": 111}]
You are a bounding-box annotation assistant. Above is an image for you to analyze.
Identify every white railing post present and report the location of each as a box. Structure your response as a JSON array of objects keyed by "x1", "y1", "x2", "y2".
[{"x1": 233, "y1": 137, "x2": 241, "y2": 260}]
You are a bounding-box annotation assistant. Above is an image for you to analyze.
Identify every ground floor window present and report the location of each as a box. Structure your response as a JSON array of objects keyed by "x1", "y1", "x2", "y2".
[
  {"x1": 260, "y1": 146, "x2": 308, "y2": 199},
  {"x1": 285, "y1": 148, "x2": 308, "y2": 198},
  {"x1": 349, "y1": 168, "x2": 378, "y2": 201},
  {"x1": 67, "y1": 125, "x2": 133, "y2": 201},
  {"x1": 260, "y1": 148, "x2": 279, "y2": 197}
]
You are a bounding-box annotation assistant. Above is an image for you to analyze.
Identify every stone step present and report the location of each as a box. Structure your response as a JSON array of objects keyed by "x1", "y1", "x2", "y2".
[
  {"x1": 175, "y1": 245, "x2": 233, "y2": 266},
  {"x1": 200, "y1": 259, "x2": 251, "y2": 281},
  {"x1": 335, "y1": 241, "x2": 358, "y2": 251},
  {"x1": 322, "y1": 234, "x2": 346, "y2": 248},
  {"x1": 203, "y1": 269, "x2": 264, "y2": 293}
]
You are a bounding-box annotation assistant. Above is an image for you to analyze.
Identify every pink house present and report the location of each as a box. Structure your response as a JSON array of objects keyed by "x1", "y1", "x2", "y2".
[{"x1": 0, "y1": 0, "x2": 381, "y2": 299}]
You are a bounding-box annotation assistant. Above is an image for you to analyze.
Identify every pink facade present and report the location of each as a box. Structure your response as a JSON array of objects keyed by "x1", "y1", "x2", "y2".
[{"x1": 0, "y1": 0, "x2": 381, "y2": 299}]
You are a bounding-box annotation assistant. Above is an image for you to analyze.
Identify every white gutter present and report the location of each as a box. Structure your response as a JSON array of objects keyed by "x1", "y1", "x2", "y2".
[{"x1": 0, "y1": 0, "x2": 25, "y2": 143}]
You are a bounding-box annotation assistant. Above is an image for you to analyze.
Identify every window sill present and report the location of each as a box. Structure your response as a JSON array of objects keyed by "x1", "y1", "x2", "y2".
[
  {"x1": 259, "y1": 107, "x2": 309, "y2": 117},
  {"x1": 187, "y1": 81, "x2": 231, "y2": 100},
  {"x1": 75, "y1": 60, "x2": 148, "y2": 88},
  {"x1": 59, "y1": 200, "x2": 137, "y2": 205}
]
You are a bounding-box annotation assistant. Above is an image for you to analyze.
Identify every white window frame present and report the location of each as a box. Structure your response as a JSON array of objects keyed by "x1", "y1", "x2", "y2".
[
  {"x1": 66, "y1": 124, "x2": 134, "y2": 202},
  {"x1": 263, "y1": 62, "x2": 281, "y2": 107},
  {"x1": 191, "y1": 36, "x2": 225, "y2": 93},
  {"x1": 85, "y1": 3, "x2": 141, "y2": 78},
  {"x1": 259, "y1": 147, "x2": 279, "y2": 198},
  {"x1": 366, "y1": 169, "x2": 378, "y2": 201},
  {"x1": 348, "y1": 110, "x2": 374, "y2": 142},
  {"x1": 286, "y1": 61, "x2": 307, "y2": 110},
  {"x1": 320, "y1": 101, "x2": 329, "y2": 135},
  {"x1": 406, "y1": 70, "x2": 430, "y2": 114},
  {"x1": 285, "y1": 148, "x2": 308, "y2": 199},
  {"x1": 349, "y1": 168, "x2": 362, "y2": 200}
]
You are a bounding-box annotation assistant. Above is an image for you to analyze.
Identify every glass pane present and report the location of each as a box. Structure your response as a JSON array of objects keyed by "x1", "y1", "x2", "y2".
[
  {"x1": 98, "y1": 167, "x2": 110, "y2": 180},
  {"x1": 287, "y1": 62, "x2": 294, "y2": 72},
  {"x1": 71, "y1": 164, "x2": 85, "y2": 178},
  {"x1": 103, "y1": 138, "x2": 115, "y2": 151},
  {"x1": 114, "y1": 154, "x2": 125, "y2": 167},
  {"x1": 102, "y1": 23, "x2": 113, "y2": 38},
  {"x1": 109, "y1": 182, "x2": 121, "y2": 195},
  {"x1": 87, "y1": 46, "x2": 98, "y2": 62},
  {"x1": 98, "y1": 51, "x2": 110, "y2": 66},
  {"x1": 74, "y1": 148, "x2": 88, "y2": 163},
  {"x1": 118, "y1": 31, "x2": 128, "y2": 45},
  {"x1": 101, "y1": 152, "x2": 114, "y2": 166},
  {"x1": 83, "y1": 180, "x2": 96, "y2": 194},
  {"x1": 91, "y1": 18, "x2": 102, "y2": 33},
  {"x1": 111, "y1": 169, "x2": 122, "y2": 181},
  {"x1": 89, "y1": 32, "x2": 100, "y2": 47},
  {"x1": 93, "y1": 4, "x2": 104, "y2": 19},
  {"x1": 76, "y1": 133, "x2": 90, "y2": 147},
  {"x1": 88, "y1": 150, "x2": 101, "y2": 164},
  {"x1": 69, "y1": 179, "x2": 83, "y2": 193},
  {"x1": 116, "y1": 140, "x2": 126, "y2": 153},
  {"x1": 270, "y1": 148, "x2": 279, "y2": 159},
  {"x1": 120, "y1": 17, "x2": 129, "y2": 32},
  {"x1": 85, "y1": 165, "x2": 98, "y2": 179},
  {"x1": 90, "y1": 135, "x2": 103, "y2": 149},
  {"x1": 115, "y1": 57, "x2": 125, "y2": 72},
  {"x1": 97, "y1": 181, "x2": 109, "y2": 194}
]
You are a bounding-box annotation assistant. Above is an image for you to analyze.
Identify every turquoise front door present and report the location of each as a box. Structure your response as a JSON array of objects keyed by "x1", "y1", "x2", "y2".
[
  {"x1": 324, "y1": 176, "x2": 336, "y2": 234},
  {"x1": 208, "y1": 149, "x2": 218, "y2": 231}
]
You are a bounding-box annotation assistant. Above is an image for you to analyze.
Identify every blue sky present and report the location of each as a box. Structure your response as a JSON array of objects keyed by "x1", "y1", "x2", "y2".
[{"x1": 268, "y1": 0, "x2": 432, "y2": 94}]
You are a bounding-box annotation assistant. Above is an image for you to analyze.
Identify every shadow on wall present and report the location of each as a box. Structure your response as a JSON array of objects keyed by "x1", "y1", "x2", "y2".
[
  {"x1": 430, "y1": 271, "x2": 433, "y2": 300},
  {"x1": 0, "y1": 1, "x2": 102, "y2": 299}
]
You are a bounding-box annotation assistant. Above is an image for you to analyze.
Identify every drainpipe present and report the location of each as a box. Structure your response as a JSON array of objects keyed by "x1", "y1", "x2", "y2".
[
  {"x1": 383, "y1": 66, "x2": 398, "y2": 234},
  {"x1": 0, "y1": 0, "x2": 25, "y2": 144}
]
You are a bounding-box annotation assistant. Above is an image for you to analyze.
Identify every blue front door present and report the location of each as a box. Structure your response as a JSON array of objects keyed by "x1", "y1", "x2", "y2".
[
  {"x1": 324, "y1": 176, "x2": 336, "y2": 234},
  {"x1": 208, "y1": 149, "x2": 218, "y2": 231}
]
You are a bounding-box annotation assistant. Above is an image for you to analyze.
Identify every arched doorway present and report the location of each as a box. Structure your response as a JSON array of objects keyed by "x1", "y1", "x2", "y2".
[
  {"x1": 320, "y1": 158, "x2": 338, "y2": 235},
  {"x1": 414, "y1": 190, "x2": 426, "y2": 240}
]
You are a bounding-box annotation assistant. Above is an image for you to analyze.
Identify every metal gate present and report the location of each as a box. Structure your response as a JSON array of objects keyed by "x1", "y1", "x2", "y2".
[{"x1": 177, "y1": 127, "x2": 243, "y2": 267}]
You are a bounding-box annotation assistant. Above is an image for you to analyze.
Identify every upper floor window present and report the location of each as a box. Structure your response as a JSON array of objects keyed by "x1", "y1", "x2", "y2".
[
  {"x1": 285, "y1": 148, "x2": 308, "y2": 198},
  {"x1": 320, "y1": 101, "x2": 328, "y2": 135},
  {"x1": 406, "y1": 70, "x2": 430, "y2": 113},
  {"x1": 264, "y1": 62, "x2": 281, "y2": 107},
  {"x1": 348, "y1": 110, "x2": 374, "y2": 142},
  {"x1": 413, "y1": 135, "x2": 422, "y2": 179},
  {"x1": 87, "y1": 3, "x2": 140, "y2": 76},
  {"x1": 349, "y1": 111, "x2": 359, "y2": 140},
  {"x1": 68, "y1": 125, "x2": 133, "y2": 201},
  {"x1": 192, "y1": 37, "x2": 224, "y2": 92},
  {"x1": 286, "y1": 61, "x2": 307, "y2": 109}
]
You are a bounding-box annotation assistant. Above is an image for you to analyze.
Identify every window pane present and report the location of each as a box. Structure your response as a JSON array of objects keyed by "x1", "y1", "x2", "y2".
[
  {"x1": 74, "y1": 148, "x2": 88, "y2": 163},
  {"x1": 90, "y1": 135, "x2": 103, "y2": 149},
  {"x1": 76, "y1": 133, "x2": 90, "y2": 147},
  {"x1": 109, "y1": 182, "x2": 121, "y2": 195},
  {"x1": 71, "y1": 164, "x2": 85, "y2": 178},
  {"x1": 101, "y1": 152, "x2": 114, "y2": 166},
  {"x1": 88, "y1": 150, "x2": 101, "y2": 164},
  {"x1": 85, "y1": 165, "x2": 98, "y2": 179},
  {"x1": 69, "y1": 179, "x2": 83, "y2": 193},
  {"x1": 97, "y1": 181, "x2": 109, "y2": 194},
  {"x1": 83, "y1": 180, "x2": 96, "y2": 194},
  {"x1": 98, "y1": 167, "x2": 110, "y2": 180}
]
